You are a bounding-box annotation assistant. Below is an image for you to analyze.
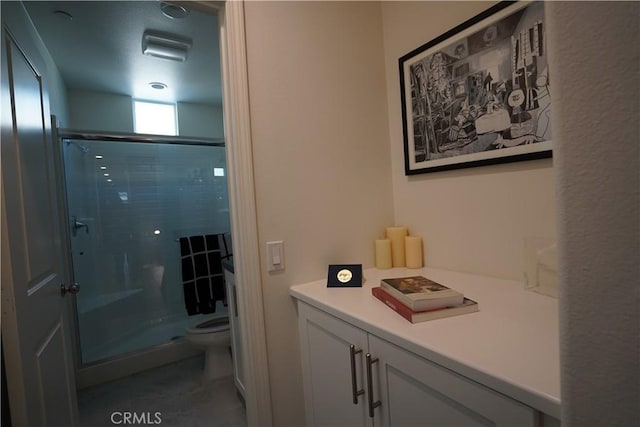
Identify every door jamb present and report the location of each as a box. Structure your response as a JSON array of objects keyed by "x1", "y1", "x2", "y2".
[{"x1": 200, "y1": 2, "x2": 273, "y2": 426}]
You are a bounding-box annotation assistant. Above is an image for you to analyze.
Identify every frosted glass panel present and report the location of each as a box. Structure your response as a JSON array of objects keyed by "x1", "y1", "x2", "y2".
[{"x1": 64, "y1": 139, "x2": 230, "y2": 365}]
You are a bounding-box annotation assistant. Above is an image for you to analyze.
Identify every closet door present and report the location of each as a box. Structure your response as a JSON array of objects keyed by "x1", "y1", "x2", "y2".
[
  {"x1": 369, "y1": 335, "x2": 537, "y2": 427},
  {"x1": 297, "y1": 303, "x2": 372, "y2": 427}
]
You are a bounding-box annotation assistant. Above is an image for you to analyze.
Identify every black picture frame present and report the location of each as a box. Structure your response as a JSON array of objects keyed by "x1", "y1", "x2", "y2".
[{"x1": 399, "y1": 1, "x2": 552, "y2": 175}]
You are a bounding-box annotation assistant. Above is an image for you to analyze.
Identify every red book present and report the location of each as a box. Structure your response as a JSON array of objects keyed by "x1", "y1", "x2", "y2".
[{"x1": 371, "y1": 287, "x2": 478, "y2": 323}]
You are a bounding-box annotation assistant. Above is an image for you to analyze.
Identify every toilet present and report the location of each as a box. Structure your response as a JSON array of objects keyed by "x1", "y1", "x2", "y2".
[{"x1": 185, "y1": 316, "x2": 232, "y2": 381}]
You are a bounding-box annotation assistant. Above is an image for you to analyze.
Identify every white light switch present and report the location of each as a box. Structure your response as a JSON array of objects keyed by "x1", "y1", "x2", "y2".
[{"x1": 266, "y1": 241, "x2": 284, "y2": 272}]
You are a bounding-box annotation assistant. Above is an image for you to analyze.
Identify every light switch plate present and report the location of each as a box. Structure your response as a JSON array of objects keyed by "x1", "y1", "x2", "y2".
[{"x1": 266, "y1": 241, "x2": 284, "y2": 272}]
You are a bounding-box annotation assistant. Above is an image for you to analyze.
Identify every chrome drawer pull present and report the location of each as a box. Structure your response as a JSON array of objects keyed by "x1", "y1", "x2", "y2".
[
  {"x1": 366, "y1": 353, "x2": 381, "y2": 418},
  {"x1": 349, "y1": 345, "x2": 364, "y2": 404}
]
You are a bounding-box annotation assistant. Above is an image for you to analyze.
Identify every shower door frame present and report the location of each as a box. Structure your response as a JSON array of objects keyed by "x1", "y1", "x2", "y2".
[
  {"x1": 58, "y1": 129, "x2": 227, "y2": 384},
  {"x1": 58, "y1": 130, "x2": 226, "y2": 148}
]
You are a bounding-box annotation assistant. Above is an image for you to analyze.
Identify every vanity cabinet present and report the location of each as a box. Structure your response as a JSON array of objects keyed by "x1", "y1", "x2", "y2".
[
  {"x1": 297, "y1": 302, "x2": 537, "y2": 427},
  {"x1": 298, "y1": 302, "x2": 369, "y2": 427}
]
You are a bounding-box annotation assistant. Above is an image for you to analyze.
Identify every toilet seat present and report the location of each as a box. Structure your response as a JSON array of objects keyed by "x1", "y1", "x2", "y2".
[{"x1": 186, "y1": 316, "x2": 230, "y2": 335}]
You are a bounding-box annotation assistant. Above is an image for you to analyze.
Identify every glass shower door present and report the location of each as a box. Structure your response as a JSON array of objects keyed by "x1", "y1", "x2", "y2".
[{"x1": 63, "y1": 138, "x2": 230, "y2": 365}]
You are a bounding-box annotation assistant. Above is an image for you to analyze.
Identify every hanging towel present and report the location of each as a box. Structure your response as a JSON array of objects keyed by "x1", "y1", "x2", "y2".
[{"x1": 179, "y1": 234, "x2": 229, "y2": 315}]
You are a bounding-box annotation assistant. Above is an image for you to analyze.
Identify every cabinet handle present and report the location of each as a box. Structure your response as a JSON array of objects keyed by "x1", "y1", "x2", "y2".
[
  {"x1": 366, "y1": 353, "x2": 381, "y2": 418},
  {"x1": 349, "y1": 345, "x2": 364, "y2": 404}
]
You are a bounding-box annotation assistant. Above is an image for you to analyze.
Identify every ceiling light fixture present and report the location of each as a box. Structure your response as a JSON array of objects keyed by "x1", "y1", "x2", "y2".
[
  {"x1": 160, "y1": 2, "x2": 190, "y2": 19},
  {"x1": 142, "y1": 31, "x2": 192, "y2": 62},
  {"x1": 149, "y1": 82, "x2": 168, "y2": 90}
]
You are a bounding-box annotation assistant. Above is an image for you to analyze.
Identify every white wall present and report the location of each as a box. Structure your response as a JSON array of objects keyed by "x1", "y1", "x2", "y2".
[
  {"x1": 23, "y1": 2, "x2": 70, "y2": 128},
  {"x1": 546, "y1": 2, "x2": 639, "y2": 426},
  {"x1": 177, "y1": 102, "x2": 224, "y2": 138},
  {"x1": 67, "y1": 89, "x2": 134, "y2": 132},
  {"x1": 244, "y1": 2, "x2": 393, "y2": 425},
  {"x1": 67, "y1": 89, "x2": 222, "y2": 138},
  {"x1": 37, "y1": 45, "x2": 68, "y2": 128},
  {"x1": 380, "y1": 1, "x2": 556, "y2": 281}
]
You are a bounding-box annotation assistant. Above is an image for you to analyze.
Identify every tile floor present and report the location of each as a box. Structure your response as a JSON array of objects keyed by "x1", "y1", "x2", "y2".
[{"x1": 78, "y1": 355, "x2": 246, "y2": 427}]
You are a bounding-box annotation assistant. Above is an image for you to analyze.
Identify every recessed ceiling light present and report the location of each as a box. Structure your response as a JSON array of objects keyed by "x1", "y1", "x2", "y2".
[
  {"x1": 160, "y1": 2, "x2": 189, "y2": 19},
  {"x1": 149, "y1": 82, "x2": 168, "y2": 90}
]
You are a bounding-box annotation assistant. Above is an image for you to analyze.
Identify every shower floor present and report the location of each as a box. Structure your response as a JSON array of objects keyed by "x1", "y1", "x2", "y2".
[{"x1": 78, "y1": 354, "x2": 246, "y2": 427}]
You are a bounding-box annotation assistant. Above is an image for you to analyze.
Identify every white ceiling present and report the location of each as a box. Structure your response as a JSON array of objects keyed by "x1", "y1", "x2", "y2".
[{"x1": 24, "y1": 1, "x2": 222, "y2": 105}]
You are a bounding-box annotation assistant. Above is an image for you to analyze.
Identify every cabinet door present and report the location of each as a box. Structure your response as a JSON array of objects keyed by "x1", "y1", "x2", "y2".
[
  {"x1": 369, "y1": 335, "x2": 537, "y2": 427},
  {"x1": 298, "y1": 303, "x2": 372, "y2": 427}
]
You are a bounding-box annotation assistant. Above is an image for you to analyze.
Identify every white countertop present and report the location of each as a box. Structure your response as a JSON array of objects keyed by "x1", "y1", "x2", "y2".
[{"x1": 290, "y1": 266, "x2": 561, "y2": 418}]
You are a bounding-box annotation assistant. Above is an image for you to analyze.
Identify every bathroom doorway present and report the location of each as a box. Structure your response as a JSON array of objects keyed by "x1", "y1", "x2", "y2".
[
  {"x1": 22, "y1": 0, "x2": 234, "y2": 381},
  {"x1": 14, "y1": 0, "x2": 270, "y2": 424}
]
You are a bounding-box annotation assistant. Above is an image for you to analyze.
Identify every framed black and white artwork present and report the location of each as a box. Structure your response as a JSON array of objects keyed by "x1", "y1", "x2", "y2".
[{"x1": 399, "y1": 1, "x2": 552, "y2": 175}]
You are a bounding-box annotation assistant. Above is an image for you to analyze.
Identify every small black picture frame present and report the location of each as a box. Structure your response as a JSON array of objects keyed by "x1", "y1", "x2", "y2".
[{"x1": 327, "y1": 264, "x2": 363, "y2": 288}]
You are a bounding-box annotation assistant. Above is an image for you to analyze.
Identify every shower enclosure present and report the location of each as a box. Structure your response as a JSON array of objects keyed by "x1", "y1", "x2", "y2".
[{"x1": 61, "y1": 131, "x2": 230, "y2": 367}]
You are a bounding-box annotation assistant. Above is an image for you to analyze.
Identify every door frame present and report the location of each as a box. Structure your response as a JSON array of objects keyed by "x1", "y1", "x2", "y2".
[{"x1": 194, "y1": 2, "x2": 273, "y2": 426}]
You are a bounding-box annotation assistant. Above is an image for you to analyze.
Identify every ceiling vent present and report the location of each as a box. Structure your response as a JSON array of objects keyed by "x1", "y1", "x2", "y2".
[{"x1": 142, "y1": 31, "x2": 192, "y2": 62}]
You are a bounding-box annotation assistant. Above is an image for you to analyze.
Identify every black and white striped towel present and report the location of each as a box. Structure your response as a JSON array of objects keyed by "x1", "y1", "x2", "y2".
[{"x1": 179, "y1": 234, "x2": 230, "y2": 315}]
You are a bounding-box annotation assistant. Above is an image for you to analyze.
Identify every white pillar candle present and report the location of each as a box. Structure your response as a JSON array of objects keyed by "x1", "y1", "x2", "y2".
[
  {"x1": 385, "y1": 226, "x2": 408, "y2": 267},
  {"x1": 374, "y1": 239, "x2": 392, "y2": 269},
  {"x1": 405, "y1": 236, "x2": 423, "y2": 269}
]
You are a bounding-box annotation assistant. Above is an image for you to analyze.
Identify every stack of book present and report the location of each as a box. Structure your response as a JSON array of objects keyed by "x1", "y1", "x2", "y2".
[{"x1": 372, "y1": 276, "x2": 478, "y2": 323}]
